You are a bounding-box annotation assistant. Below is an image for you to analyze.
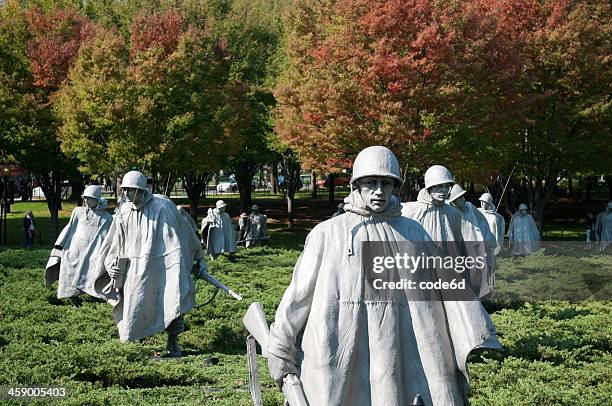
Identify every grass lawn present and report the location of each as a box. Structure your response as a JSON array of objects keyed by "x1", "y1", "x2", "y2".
[{"x1": 0, "y1": 240, "x2": 610, "y2": 405}]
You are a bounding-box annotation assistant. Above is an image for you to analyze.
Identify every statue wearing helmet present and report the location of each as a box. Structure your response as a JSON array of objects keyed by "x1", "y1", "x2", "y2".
[
  {"x1": 45, "y1": 184, "x2": 112, "y2": 302},
  {"x1": 478, "y1": 192, "x2": 506, "y2": 256},
  {"x1": 594, "y1": 202, "x2": 612, "y2": 248},
  {"x1": 93, "y1": 170, "x2": 216, "y2": 357},
  {"x1": 401, "y1": 164, "x2": 464, "y2": 242},
  {"x1": 448, "y1": 184, "x2": 498, "y2": 297},
  {"x1": 508, "y1": 203, "x2": 540, "y2": 256},
  {"x1": 242, "y1": 204, "x2": 269, "y2": 248},
  {"x1": 266, "y1": 146, "x2": 500, "y2": 406},
  {"x1": 200, "y1": 200, "x2": 237, "y2": 259}
]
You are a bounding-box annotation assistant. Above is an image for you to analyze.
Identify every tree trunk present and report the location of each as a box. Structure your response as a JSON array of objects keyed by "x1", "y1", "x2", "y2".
[
  {"x1": 567, "y1": 177, "x2": 573, "y2": 197},
  {"x1": 282, "y1": 156, "x2": 301, "y2": 227},
  {"x1": 327, "y1": 174, "x2": 336, "y2": 203},
  {"x1": 162, "y1": 172, "x2": 177, "y2": 197},
  {"x1": 270, "y1": 163, "x2": 279, "y2": 194},
  {"x1": 183, "y1": 173, "x2": 209, "y2": 224},
  {"x1": 68, "y1": 177, "x2": 85, "y2": 204},
  {"x1": 234, "y1": 161, "x2": 259, "y2": 213},
  {"x1": 606, "y1": 176, "x2": 612, "y2": 201},
  {"x1": 35, "y1": 171, "x2": 63, "y2": 243},
  {"x1": 586, "y1": 177, "x2": 593, "y2": 202},
  {"x1": 310, "y1": 171, "x2": 318, "y2": 198}
]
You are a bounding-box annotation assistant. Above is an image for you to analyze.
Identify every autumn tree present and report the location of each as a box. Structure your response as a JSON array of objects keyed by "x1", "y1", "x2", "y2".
[{"x1": 0, "y1": 3, "x2": 96, "y2": 241}]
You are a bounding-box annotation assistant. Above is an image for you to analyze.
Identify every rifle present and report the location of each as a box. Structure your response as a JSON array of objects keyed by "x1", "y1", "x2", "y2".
[
  {"x1": 243, "y1": 302, "x2": 309, "y2": 406},
  {"x1": 194, "y1": 265, "x2": 243, "y2": 301}
]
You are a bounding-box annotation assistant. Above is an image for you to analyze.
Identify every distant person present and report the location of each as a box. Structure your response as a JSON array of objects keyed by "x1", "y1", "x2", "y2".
[
  {"x1": 331, "y1": 202, "x2": 345, "y2": 218},
  {"x1": 508, "y1": 203, "x2": 540, "y2": 256},
  {"x1": 237, "y1": 212, "x2": 248, "y2": 244},
  {"x1": 244, "y1": 205, "x2": 269, "y2": 247},
  {"x1": 586, "y1": 211, "x2": 597, "y2": 242},
  {"x1": 595, "y1": 202, "x2": 612, "y2": 248},
  {"x1": 45, "y1": 185, "x2": 112, "y2": 300},
  {"x1": 200, "y1": 200, "x2": 237, "y2": 260},
  {"x1": 23, "y1": 210, "x2": 35, "y2": 249}
]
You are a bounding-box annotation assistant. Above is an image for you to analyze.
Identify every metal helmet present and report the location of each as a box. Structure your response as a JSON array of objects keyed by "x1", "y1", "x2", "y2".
[
  {"x1": 350, "y1": 146, "x2": 401, "y2": 185},
  {"x1": 424, "y1": 165, "x2": 454, "y2": 189},
  {"x1": 216, "y1": 200, "x2": 227, "y2": 209},
  {"x1": 479, "y1": 192, "x2": 494, "y2": 206},
  {"x1": 519, "y1": 203, "x2": 528, "y2": 211},
  {"x1": 448, "y1": 184, "x2": 467, "y2": 202},
  {"x1": 121, "y1": 171, "x2": 147, "y2": 190},
  {"x1": 82, "y1": 185, "x2": 102, "y2": 201}
]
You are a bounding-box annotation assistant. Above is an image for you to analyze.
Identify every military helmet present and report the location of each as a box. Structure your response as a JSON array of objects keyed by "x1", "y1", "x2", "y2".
[
  {"x1": 82, "y1": 185, "x2": 102, "y2": 200},
  {"x1": 121, "y1": 171, "x2": 147, "y2": 190},
  {"x1": 448, "y1": 184, "x2": 467, "y2": 202},
  {"x1": 350, "y1": 146, "x2": 401, "y2": 185},
  {"x1": 424, "y1": 165, "x2": 454, "y2": 189}
]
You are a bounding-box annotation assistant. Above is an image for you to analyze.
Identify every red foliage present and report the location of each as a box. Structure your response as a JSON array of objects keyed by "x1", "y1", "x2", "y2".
[
  {"x1": 26, "y1": 7, "x2": 96, "y2": 90},
  {"x1": 130, "y1": 8, "x2": 186, "y2": 58}
]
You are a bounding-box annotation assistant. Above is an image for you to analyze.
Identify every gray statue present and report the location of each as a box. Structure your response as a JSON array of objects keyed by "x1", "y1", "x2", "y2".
[
  {"x1": 177, "y1": 205, "x2": 199, "y2": 237},
  {"x1": 331, "y1": 202, "x2": 345, "y2": 218},
  {"x1": 201, "y1": 200, "x2": 237, "y2": 260},
  {"x1": 243, "y1": 204, "x2": 268, "y2": 247},
  {"x1": 266, "y1": 146, "x2": 500, "y2": 406},
  {"x1": 595, "y1": 202, "x2": 612, "y2": 247},
  {"x1": 448, "y1": 185, "x2": 497, "y2": 297},
  {"x1": 401, "y1": 165, "x2": 464, "y2": 242},
  {"x1": 508, "y1": 203, "x2": 540, "y2": 256},
  {"x1": 478, "y1": 193, "x2": 505, "y2": 256},
  {"x1": 45, "y1": 185, "x2": 112, "y2": 299},
  {"x1": 93, "y1": 171, "x2": 208, "y2": 357}
]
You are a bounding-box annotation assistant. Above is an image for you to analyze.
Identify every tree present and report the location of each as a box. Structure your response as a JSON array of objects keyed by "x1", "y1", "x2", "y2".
[
  {"x1": 222, "y1": 0, "x2": 284, "y2": 212},
  {"x1": 0, "y1": 4, "x2": 95, "y2": 241}
]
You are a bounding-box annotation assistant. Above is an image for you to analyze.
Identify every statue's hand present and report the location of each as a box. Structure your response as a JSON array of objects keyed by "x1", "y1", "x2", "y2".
[
  {"x1": 108, "y1": 265, "x2": 123, "y2": 280},
  {"x1": 267, "y1": 353, "x2": 298, "y2": 390}
]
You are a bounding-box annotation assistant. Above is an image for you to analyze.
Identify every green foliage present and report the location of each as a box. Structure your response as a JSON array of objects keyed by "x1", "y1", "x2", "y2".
[{"x1": 0, "y1": 244, "x2": 610, "y2": 405}]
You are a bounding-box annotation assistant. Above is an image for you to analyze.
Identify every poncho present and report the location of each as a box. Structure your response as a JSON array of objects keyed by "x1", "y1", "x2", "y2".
[
  {"x1": 478, "y1": 207, "x2": 505, "y2": 255},
  {"x1": 244, "y1": 213, "x2": 268, "y2": 248},
  {"x1": 401, "y1": 188, "x2": 464, "y2": 242},
  {"x1": 93, "y1": 190, "x2": 203, "y2": 341},
  {"x1": 455, "y1": 202, "x2": 497, "y2": 297},
  {"x1": 595, "y1": 210, "x2": 612, "y2": 242},
  {"x1": 268, "y1": 190, "x2": 500, "y2": 406},
  {"x1": 508, "y1": 213, "x2": 540, "y2": 256},
  {"x1": 45, "y1": 201, "x2": 112, "y2": 298},
  {"x1": 201, "y1": 208, "x2": 237, "y2": 254}
]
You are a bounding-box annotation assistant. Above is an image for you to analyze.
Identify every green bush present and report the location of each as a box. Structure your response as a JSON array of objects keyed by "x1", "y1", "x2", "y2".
[{"x1": 0, "y1": 247, "x2": 610, "y2": 405}]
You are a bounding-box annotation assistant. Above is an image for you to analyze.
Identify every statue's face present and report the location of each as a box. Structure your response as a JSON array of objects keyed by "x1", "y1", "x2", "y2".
[
  {"x1": 124, "y1": 187, "x2": 143, "y2": 207},
  {"x1": 481, "y1": 201, "x2": 492, "y2": 210},
  {"x1": 218, "y1": 206, "x2": 225, "y2": 213},
  {"x1": 84, "y1": 197, "x2": 98, "y2": 209},
  {"x1": 358, "y1": 176, "x2": 394, "y2": 213},
  {"x1": 428, "y1": 183, "x2": 452, "y2": 203},
  {"x1": 519, "y1": 209, "x2": 528, "y2": 215},
  {"x1": 451, "y1": 196, "x2": 465, "y2": 209}
]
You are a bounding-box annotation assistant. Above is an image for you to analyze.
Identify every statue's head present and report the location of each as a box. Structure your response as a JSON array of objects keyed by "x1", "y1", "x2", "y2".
[
  {"x1": 216, "y1": 200, "x2": 227, "y2": 213},
  {"x1": 82, "y1": 185, "x2": 102, "y2": 209},
  {"x1": 351, "y1": 146, "x2": 401, "y2": 213},
  {"x1": 448, "y1": 184, "x2": 467, "y2": 209},
  {"x1": 518, "y1": 203, "x2": 528, "y2": 215},
  {"x1": 121, "y1": 171, "x2": 147, "y2": 207},
  {"x1": 424, "y1": 165, "x2": 454, "y2": 203},
  {"x1": 479, "y1": 192, "x2": 494, "y2": 210}
]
